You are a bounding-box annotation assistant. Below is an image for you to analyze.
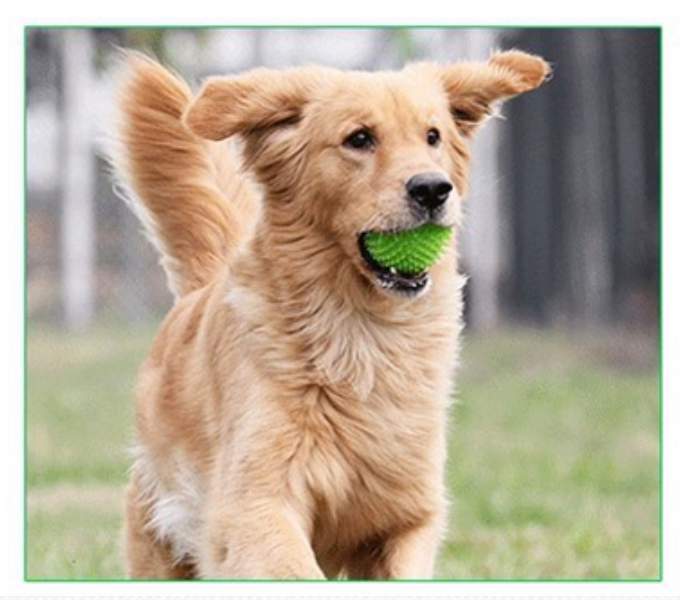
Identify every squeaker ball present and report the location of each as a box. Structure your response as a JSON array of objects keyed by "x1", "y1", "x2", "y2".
[{"x1": 362, "y1": 223, "x2": 452, "y2": 274}]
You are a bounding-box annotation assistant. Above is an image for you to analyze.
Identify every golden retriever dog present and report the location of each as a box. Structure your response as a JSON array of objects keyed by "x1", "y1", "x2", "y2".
[{"x1": 113, "y1": 49, "x2": 549, "y2": 579}]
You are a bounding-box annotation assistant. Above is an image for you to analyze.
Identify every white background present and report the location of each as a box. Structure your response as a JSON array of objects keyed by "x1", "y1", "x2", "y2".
[{"x1": 3, "y1": 1, "x2": 679, "y2": 598}]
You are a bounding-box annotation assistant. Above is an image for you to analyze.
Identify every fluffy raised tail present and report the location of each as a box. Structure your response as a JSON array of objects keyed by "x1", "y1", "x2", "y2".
[{"x1": 112, "y1": 54, "x2": 256, "y2": 297}]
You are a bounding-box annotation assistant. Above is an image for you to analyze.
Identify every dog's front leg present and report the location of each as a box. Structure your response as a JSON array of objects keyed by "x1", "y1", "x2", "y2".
[
  {"x1": 348, "y1": 516, "x2": 445, "y2": 579},
  {"x1": 380, "y1": 519, "x2": 444, "y2": 579},
  {"x1": 200, "y1": 500, "x2": 325, "y2": 579}
]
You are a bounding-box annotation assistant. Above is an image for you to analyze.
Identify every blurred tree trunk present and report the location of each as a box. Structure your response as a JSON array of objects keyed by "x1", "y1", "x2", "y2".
[
  {"x1": 455, "y1": 29, "x2": 502, "y2": 330},
  {"x1": 502, "y1": 28, "x2": 659, "y2": 329},
  {"x1": 563, "y1": 31, "x2": 615, "y2": 325},
  {"x1": 60, "y1": 29, "x2": 96, "y2": 329}
]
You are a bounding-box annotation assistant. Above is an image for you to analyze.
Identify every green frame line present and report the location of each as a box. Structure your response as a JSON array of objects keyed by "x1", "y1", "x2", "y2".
[
  {"x1": 656, "y1": 25, "x2": 664, "y2": 585},
  {"x1": 25, "y1": 24, "x2": 663, "y2": 29},
  {"x1": 22, "y1": 24, "x2": 663, "y2": 584},
  {"x1": 23, "y1": 26, "x2": 29, "y2": 584}
]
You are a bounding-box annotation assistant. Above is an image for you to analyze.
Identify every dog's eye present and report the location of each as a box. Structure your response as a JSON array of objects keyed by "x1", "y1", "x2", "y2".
[
  {"x1": 344, "y1": 128, "x2": 374, "y2": 150},
  {"x1": 427, "y1": 128, "x2": 441, "y2": 147}
]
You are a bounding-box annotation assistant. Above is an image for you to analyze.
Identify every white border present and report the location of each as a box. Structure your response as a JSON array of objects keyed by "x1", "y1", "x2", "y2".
[{"x1": 4, "y1": 1, "x2": 678, "y2": 598}]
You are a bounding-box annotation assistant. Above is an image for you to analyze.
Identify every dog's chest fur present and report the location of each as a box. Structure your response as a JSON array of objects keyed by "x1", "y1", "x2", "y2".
[
  {"x1": 248, "y1": 280, "x2": 461, "y2": 549},
  {"x1": 296, "y1": 380, "x2": 448, "y2": 554}
]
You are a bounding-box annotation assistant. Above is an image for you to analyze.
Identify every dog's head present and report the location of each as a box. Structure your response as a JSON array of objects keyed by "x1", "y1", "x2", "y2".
[{"x1": 184, "y1": 51, "x2": 549, "y2": 298}]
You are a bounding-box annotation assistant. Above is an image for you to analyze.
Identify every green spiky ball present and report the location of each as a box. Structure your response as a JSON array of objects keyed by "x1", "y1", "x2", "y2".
[{"x1": 363, "y1": 223, "x2": 452, "y2": 274}]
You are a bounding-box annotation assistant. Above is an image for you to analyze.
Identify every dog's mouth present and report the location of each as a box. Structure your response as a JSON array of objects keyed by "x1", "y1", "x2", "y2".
[{"x1": 358, "y1": 232, "x2": 431, "y2": 297}]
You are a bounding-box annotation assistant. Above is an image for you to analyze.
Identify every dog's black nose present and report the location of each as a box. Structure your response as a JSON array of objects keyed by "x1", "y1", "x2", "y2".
[{"x1": 406, "y1": 173, "x2": 453, "y2": 211}]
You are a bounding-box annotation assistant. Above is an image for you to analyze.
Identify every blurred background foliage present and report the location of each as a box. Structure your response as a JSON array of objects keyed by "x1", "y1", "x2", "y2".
[
  {"x1": 26, "y1": 27, "x2": 659, "y2": 331},
  {"x1": 25, "y1": 27, "x2": 660, "y2": 580}
]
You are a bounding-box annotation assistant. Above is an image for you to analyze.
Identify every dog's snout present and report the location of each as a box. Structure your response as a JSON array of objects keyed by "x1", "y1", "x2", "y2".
[{"x1": 406, "y1": 173, "x2": 453, "y2": 211}]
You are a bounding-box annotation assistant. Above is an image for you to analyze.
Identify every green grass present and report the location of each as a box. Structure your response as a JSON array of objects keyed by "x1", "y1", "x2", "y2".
[
  {"x1": 26, "y1": 322, "x2": 151, "y2": 580},
  {"x1": 439, "y1": 329, "x2": 659, "y2": 579},
  {"x1": 26, "y1": 323, "x2": 659, "y2": 580}
]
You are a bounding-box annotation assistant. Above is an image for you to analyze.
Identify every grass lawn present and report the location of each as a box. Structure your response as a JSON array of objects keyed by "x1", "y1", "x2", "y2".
[{"x1": 26, "y1": 322, "x2": 659, "y2": 580}]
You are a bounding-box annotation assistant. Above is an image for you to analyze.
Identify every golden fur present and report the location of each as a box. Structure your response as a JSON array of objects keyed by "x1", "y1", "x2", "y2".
[{"x1": 113, "y1": 50, "x2": 549, "y2": 579}]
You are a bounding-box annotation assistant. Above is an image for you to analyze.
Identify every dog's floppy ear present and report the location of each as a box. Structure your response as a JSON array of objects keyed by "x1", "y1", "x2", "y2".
[
  {"x1": 184, "y1": 67, "x2": 321, "y2": 141},
  {"x1": 441, "y1": 50, "x2": 551, "y2": 136}
]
